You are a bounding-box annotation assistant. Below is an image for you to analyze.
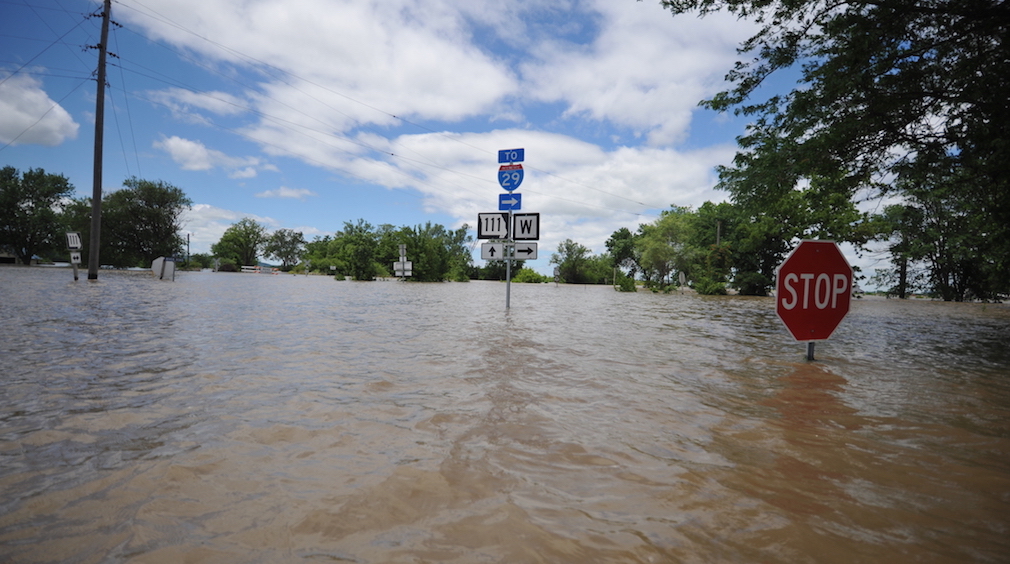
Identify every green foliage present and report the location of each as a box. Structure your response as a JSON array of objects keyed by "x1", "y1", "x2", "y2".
[
  {"x1": 614, "y1": 272, "x2": 637, "y2": 292},
  {"x1": 476, "y1": 259, "x2": 525, "y2": 281},
  {"x1": 264, "y1": 228, "x2": 306, "y2": 270},
  {"x1": 0, "y1": 166, "x2": 75, "y2": 264},
  {"x1": 551, "y1": 239, "x2": 592, "y2": 283},
  {"x1": 606, "y1": 227, "x2": 639, "y2": 277},
  {"x1": 302, "y1": 219, "x2": 472, "y2": 282},
  {"x1": 188, "y1": 253, "x2": 214, "y2": 270},
  {"x1": 212, "y1": 218, "x2": 268, "y2": 267},
  {"x1": 105, "y1": 178, "x2": 192, "y2": 267},
  {"x1": 61, "y1": 177, "x2": 192, "y2": 268},
  {"x1": 658, "y1": 0, "x2": 1010, "y2": 300},
  {"x1": 693, "y1": 277, "x2": 727, "y2": 295},
  {"x1": 392, "y1": 222, "x2": 472, "y2": 282},
  {"x1": 512, "y1": 267, "x2": 548, "y2": 284}
]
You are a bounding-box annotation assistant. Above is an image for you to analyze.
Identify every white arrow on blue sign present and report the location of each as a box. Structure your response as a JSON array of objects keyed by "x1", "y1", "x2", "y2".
[{"x1": 499, "y1": 193, "x2": 521, "y2": 211}]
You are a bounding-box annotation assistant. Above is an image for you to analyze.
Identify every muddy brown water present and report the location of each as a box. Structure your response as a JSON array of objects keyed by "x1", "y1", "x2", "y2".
[{"x1": 1, "y1": 267, "x2": 1008, "y2": 563}]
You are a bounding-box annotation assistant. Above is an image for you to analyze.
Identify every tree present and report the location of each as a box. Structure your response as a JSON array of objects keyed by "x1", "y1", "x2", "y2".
[
  {"x1": 103, "y1": 178, "x2": 191, "y2": 267},
  {"x1": 212, "y1": 218, "x2": 268, "y2": 267},
  {"x1": 551, "y1": 239, "x2": 592, "y2": 284},
  {"x1": 0, "y1": 166, "x2": 74, "y2": 264},
  {"x1": 636, "y1": 206, "x2": 698, "y2": 287},
  {"x1": 657, "y1": 0, "x2": 1010, "y2": 299},
  {"x1": 188, "y1": 253, "x2": 215, "y2": 270},
  {"x1": 265, "y1": 228, "x2": 306, "y2": 270},
  {"x1": 605, "y1": 227, "x2": 640, "y2": 278},
  {"x1": 335, "y1": 219, "x2": 378, "y2": 280},
  {"x1": 512, "y1": 267, "x2": 549, "y2": 283}
]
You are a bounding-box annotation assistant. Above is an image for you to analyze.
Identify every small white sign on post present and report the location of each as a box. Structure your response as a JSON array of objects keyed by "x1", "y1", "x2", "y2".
[
  {"x1": 66, "y1": 232, "x2": 82, "y2": 250},
  {"x1": 481, "y1": 242, "x2": 504, "y2": 261},
  {"x1": 513, "y1": 242, "x2": 537, "y2": 260}
]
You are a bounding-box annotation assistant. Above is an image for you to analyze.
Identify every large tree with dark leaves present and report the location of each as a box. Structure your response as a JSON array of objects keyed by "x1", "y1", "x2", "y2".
[
  {"x1": 0, "y1": 166, "x2": 74, "y2": 264},
  {"x1": 658, "y1": 0, "x2": 1010, "y2": 299}
]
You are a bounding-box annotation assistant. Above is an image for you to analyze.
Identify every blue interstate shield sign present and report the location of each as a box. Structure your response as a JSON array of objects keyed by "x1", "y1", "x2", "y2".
[{"x1": 498, "y1": 164, "x2": 523, "y2": 191}]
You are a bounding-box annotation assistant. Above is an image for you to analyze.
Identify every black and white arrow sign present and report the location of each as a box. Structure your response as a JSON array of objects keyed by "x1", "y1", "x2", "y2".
[
  {"x1": 513, "y1": 242, "x2": 538, "y2": 260},
  {"x1": 481, "y1": 242, "x2": 504, "y2": 261}
]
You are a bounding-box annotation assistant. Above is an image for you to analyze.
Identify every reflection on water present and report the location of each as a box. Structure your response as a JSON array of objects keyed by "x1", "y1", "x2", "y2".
[{"x1": 1, "y1": 267, "x2": 1009, "y2": 563}]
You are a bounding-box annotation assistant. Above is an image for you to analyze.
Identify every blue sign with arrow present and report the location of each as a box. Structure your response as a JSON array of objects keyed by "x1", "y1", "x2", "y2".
[{"x1": 499, "y1": 193, "x2": 521, "y2": 211}]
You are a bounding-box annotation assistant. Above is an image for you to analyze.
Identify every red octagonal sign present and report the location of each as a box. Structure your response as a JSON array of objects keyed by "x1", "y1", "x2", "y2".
[{"x1": 775, "y1": 240, "x2": 853, "y2": 341}]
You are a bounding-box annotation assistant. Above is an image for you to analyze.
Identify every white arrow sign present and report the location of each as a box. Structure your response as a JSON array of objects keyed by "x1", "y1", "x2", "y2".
[
  {"x1": 481, "y1": 243, "x2": 504, "y2": 261},
  {"x1": 513, "y1": 242, "x2": 537, "y2": 260}
]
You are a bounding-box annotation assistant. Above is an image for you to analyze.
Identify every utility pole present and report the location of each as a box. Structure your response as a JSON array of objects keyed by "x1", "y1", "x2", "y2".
[{"x1": 87, "y1": 0, "x2": 111, "y2": 280}]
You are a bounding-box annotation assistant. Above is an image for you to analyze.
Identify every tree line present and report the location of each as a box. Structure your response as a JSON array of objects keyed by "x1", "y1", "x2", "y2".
[
  {"x1": 209, "y1": 217, "x2": 477, "y2": 282},
  {"x1": 2, "y1": 161, "x2": 1005, "y2": 299},
  {"x1": 0, "y1": 166, "x2": 481, "y2": 282},
  {"x1": 0, "y1": 167, "x2": 191, "y2": 268}
]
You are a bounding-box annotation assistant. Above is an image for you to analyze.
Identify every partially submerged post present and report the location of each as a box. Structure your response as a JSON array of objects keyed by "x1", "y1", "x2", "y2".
[
  {"x1": 87, "y1": 0, "x2": 112, "y2": 280},
  {"x1": 66, "y1": 232, "x2": 82, "y2": 281}
]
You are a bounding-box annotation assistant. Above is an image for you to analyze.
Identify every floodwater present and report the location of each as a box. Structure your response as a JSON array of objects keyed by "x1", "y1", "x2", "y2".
[{"x1": 1, "y1": 267, "x2": 1008, "y2": 564}]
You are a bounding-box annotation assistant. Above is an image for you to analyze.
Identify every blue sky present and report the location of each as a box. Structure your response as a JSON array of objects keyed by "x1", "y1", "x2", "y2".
[{"x1": 2, "y1": 0, "x2": 799, "y2": 273}]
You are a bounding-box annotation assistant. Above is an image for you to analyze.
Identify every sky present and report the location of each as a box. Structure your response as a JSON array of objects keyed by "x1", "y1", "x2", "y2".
[{"x1": 1, "y1": 0, "x2": 878, "y2": 277}]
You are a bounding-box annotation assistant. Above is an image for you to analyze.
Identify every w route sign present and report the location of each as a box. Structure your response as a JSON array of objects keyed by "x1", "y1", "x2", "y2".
[{"x1": 775, "y1": 240, "x2": 853, "y2": 342}]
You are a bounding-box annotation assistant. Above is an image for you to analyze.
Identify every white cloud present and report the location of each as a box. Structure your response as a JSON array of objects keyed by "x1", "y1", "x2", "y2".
[
  {"x1": 179, "y1": 204, "x2": 278, "y2": 255},
  {"x1": 113, "y1": 0, "x2": 758, "y2": 269},
  {"x1": 154, "y1": 135, "x2": 277, "y2": 178},
  {"x1": 339, "y1": 128, "x2": 736, "y2": 258},
  {"x1": 146, "y1": 87, "x2": 248, "y2": 123},
  {"x1": 256, "y1": 186, "x2": 317, "y2": 200},
  {"x1": 0, "y1": 73, "x2": 79, "y2": 147},
  {"x1": 123, "y1": 0, "x2": 515, "y2": 129},
  {"x1": 521, "y1": 2, "x2": 753, "y2": 146}
]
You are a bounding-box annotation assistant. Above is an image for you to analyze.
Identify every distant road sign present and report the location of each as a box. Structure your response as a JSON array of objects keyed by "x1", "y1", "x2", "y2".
[
  {"x1": 512, "y1": 213, "x2": 539, "y2": 240},
  {"x1": 498, "y1": 148, "x2": 525, "y2": 163},
  {"x1": 66, "y1": 232, "x2": 82, "y2": 250},
  {"x1": 513, "y1": 242, "x2": 537, "y2": 260},
  {"x1": 393, "y1": 260, "x2": 412, "y2": 277},
  {"x1": 481, "y1": 242, "x2": 504, "y2": 260},
  {"x1": 499, "y1": 193, "x2": 521, "y2": 211},
  {"x1": 477, "y1": 212, "x2": 510, "y2": 239},
  {"x1": 499, "y1": 164, "x2": 523, "y2": 191}
]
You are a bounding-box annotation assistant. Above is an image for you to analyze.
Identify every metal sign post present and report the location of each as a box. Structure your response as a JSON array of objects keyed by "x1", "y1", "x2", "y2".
[
  {"x1": 394, "y1": 244, "x2": 412, "y2": 278},
  {"x1": 478, "y1": 148, "x2": 540, "y2": 309},
  {"x1": 66, "y1": 232, "x2": 82, "y2": 281},
  {"x1": 391, "y1": 244, "x2": 412, "y2": 278}
]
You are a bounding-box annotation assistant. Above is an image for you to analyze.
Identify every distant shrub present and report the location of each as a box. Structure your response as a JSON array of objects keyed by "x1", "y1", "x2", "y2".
[
  {"x1": 513, "y1": 268, "x2": 548, "y2": 283},
  {"x1": 694, "y1": 277, "x2": 728, "y2": 295},
  {"x1": 615, "y1": 273, "x2": 637, "y2": 292}
]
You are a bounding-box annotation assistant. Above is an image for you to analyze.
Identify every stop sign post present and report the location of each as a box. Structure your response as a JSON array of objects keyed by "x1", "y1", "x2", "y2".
[{"x1": 775, "y1": 240, "x2": 853, "y2": 360}]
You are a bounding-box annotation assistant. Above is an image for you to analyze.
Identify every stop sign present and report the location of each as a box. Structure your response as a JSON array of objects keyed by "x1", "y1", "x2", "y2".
[{"x1": 775, "y1": 240, "x2": 853, "y2": 341}]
